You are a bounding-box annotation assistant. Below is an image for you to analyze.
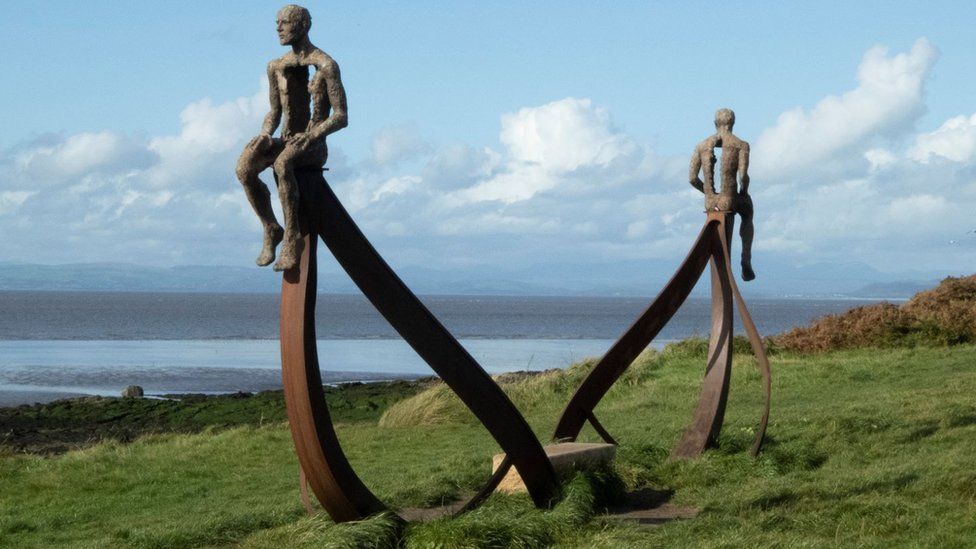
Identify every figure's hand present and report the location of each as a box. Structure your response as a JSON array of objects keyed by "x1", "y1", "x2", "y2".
[
  {"x1": 248, "y1": 133, "x2": 273, "y2": 151},
  {"x1": 288, "y1": 132, "x2": 312, "y2": 153}
]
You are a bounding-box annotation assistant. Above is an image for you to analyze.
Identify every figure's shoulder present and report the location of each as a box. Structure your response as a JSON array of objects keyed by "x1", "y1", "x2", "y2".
[
  {"x1": 268, "y1": 53, "x2": 296, "y2": 72},
  {"x1": 696, "y1": 134, "x2": 719, "y2": 151},
  {"x1": 729, "y1": 133, "x2": 749, "y2": 150},
  {"x1": 309, "y1": 49, "x2": 339, "y2": 73}
]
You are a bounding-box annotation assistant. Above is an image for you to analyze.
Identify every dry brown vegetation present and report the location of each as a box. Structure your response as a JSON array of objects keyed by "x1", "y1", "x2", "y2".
[{"x1": 773, "y1": 274, "x2": 976, "y2": 353}]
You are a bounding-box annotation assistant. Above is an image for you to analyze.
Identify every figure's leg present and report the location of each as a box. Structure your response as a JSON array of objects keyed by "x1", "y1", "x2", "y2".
[
  {"x1": 738, "y1": 194, "x2": 756, "y2": 281},
  {"x1": 271, "y1": 145, "x2": 306, "y2": 272},
  {"x1": 236, "y1": 138, "x2": 285, "y2": 266}
]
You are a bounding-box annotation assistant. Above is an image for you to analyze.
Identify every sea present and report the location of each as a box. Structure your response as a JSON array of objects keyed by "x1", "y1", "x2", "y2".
[{"x1": 0, "y1": 291, "x2": 891, "y2": 406}]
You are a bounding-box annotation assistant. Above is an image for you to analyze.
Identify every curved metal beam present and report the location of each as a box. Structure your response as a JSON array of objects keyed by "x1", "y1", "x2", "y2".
[
  {"x1": 672, "y1": 212, "x2": 734, "y2": 458},
  {"x1": 551, "y1": 220, "x2": 716, "y2": 442},
  {"x1": 281, "y1": 233, "x2": 387, "y2": 521},
  {"x1": 281, "y1": 169, "x2": 559, "y2": 522},
  {"x1": 715, "y1": 220, "x2": 772, "y2": 456},
  {"x1": 552, "y1": 211, "x2": 771, "y2": 459}
]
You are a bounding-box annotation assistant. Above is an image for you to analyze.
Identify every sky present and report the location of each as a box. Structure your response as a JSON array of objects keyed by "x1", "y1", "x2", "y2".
[{"x1": 1, "y1": 1, "x2": 974, "y2": 293}]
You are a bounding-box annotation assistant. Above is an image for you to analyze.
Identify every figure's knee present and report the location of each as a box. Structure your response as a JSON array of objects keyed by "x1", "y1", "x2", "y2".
[
  {"x1": 235, "y1": 158, "x2": 255, "y2": 183},
  {"x1": 236, "y1": 149, "x2": 267, "y2": 183},
  {"x1": 273, "y1": 155, "x2": 295, "y2": 178}
]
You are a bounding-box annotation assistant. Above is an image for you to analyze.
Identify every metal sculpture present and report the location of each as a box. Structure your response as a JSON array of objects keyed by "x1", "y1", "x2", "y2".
[
  {"x1": 551, "y1": 109, "x2": 771, "y2": 458},
  {"x1": 243, "y1": 7, "x2": 770, "y2": 521},
  {"x1": 235, "y1": 4, "x2": 558, "y2": 523},
  {"x1": 279, "y1": 168, "x2": 560, "y2": 522}
]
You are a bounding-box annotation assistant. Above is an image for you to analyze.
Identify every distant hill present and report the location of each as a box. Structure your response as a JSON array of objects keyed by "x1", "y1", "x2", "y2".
[
  {"x1": 848, "y1": 280, "x2": 941, "y2": 299},
  {"x1": 0, "y1": 260, "x2": 954, "y2": 298}
]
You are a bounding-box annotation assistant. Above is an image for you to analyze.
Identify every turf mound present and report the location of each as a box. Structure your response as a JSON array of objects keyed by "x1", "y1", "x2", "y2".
[
  {"x1": 773, "y1": 274, "x2": 976, "y2": 353},
  {"x1": 902, "y1": 274, "x2": 976, "y2": 342}
]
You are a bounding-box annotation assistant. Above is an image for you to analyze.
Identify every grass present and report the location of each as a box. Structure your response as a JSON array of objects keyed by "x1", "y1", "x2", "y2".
[{"x1": 2, "y1": 343, "x2": 976, "y2": 547}]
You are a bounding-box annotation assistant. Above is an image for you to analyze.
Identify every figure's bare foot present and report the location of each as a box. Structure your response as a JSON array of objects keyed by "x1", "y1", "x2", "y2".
[
  {"x1": 273, "y1": 235, "x2": 304, "y2": 272},
  {"x1": 256, "y1": 225, "x2": 284, "y2": 267},
  {"x1": 742, "y1": 262, "x2": 756, "y2": 282}
]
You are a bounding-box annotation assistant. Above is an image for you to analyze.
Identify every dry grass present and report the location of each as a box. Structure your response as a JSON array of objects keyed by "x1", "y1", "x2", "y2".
[
  {"x1": 902, "y1": 274, "x2": 976, "y2": 342},
  {"x1": 378, "y1": 361, "x2": 599, "y2": 428},
  {"x1": 774, "y1": 274, "x2": 976, "y2": 353}
]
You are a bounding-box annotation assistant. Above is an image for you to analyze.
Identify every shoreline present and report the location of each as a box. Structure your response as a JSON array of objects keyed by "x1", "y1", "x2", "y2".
[{"x1": 0, "y1": 378, "x2": 433, "y2": 455}]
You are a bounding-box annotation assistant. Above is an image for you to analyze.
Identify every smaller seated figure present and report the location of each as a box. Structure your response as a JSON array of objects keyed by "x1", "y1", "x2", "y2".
[
  {"x1": 235, "y1": 4, "x2": 348, "y2": 271},
  {"x1": 689, "y1": 108, "x2": 755, "y2": 281}
]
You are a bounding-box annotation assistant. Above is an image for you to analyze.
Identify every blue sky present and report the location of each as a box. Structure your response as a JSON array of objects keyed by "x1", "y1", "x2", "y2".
[{"x1": 1, "y1": 1, "x2": 974, "y2": 292}]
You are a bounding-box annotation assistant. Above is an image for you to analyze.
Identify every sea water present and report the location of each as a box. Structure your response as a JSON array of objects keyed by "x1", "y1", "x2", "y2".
[{"x1": 0, "y1": 291, "x2": 886, "y2": 405}]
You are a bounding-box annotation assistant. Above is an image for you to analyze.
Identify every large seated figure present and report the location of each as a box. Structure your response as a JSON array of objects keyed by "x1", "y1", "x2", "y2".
[{"x1": 235, "y1": 4, "x2": 348, "y2": 271}]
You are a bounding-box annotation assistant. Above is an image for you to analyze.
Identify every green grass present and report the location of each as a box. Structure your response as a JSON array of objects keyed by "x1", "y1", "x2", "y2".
[{"x1": 2, "y1": 344, "x2": 976, "y2": 547}]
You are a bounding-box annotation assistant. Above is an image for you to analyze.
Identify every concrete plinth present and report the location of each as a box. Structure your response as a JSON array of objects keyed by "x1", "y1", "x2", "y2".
[{"x1": 492, "y1": 442, "x2": 617, "y2": 493}]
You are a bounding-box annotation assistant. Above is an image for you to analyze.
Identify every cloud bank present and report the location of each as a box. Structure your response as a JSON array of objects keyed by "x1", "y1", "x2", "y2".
[{"x1": 0, "y1": 38, "x2": 973, "y2": 285}]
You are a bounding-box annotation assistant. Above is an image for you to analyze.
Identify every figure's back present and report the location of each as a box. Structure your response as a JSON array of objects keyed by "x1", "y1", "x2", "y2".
[{"x1": 718, "y1": 133, "x2": 747, "y2": 195}]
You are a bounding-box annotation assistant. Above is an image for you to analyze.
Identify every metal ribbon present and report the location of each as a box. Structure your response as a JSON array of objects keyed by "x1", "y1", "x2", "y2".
[
  {"x1": 279, "y1": 169, "x2": 559, "y2": 523},
  {"x1": 552, "y1": 212, "x2": 771, "y2": 458}
]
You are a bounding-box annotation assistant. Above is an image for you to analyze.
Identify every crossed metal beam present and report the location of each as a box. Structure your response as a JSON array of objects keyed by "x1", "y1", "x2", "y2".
[
  {"x1": 552, "y1": 210, "x2": 771, "y2": 458},
  {"x1": 280, "y1": 169, "x2": 559, "y2": 522},
  {"x1": 279, "y1": 170, "x2": 771, "y2": 523}
]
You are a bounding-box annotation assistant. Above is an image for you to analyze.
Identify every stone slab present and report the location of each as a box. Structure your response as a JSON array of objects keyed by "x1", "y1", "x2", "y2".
[{"x1": 492, "y1": 442, "x2": 616, "y2": 493}]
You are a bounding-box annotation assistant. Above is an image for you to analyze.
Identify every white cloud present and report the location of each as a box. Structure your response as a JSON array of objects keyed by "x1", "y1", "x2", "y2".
[
  {"x1": 14, "y1": 131, "x2": 155, "y2": 182},
  {"x1": 371, "y1": 175, "x2": 421, "y2": 203},
  {"x1": 0, "y1": 191, "x2": 33, "y2": 215},
  {"x1": 754, "y1": 38, "x2": 938, "y2": 178},
  {"x1": 147, "y1": 86, "x2": 267, "y2": 188},
  {"x1": 864, "y1": 148, "x2": 897, "y2": 172},
  {"x1": 2, "y1": 39, "x2": 974, "y2": 284},
  {"x1": 910, "y1": 113, "x2": 976, "y2": 163},
  {"x1": 371, "y1": 124, "x2": 430, "y2": 166},
  {"x1": 450, "y1": 98, "x2": 648, "y2": 205},
  {"x1": 499, "y1": 98, "x2": 636, "y2": 172}
]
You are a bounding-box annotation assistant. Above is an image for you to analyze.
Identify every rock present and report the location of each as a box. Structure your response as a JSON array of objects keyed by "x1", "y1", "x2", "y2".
[{"x1": 121, "y1": 386, "x2": 144, "y2": 398}]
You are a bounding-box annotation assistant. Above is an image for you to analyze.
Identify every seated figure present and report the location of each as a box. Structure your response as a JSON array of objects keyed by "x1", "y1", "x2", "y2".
[
  {"x1": 689, "y1": 108, "x2": 755, "y2": 281},
  {"x1": 235, "y1": 4, "x2": 348, "y2": 271}
]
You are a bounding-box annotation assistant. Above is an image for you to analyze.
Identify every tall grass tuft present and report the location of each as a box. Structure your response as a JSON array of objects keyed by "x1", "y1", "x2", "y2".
[{"x1": 405, "y1": 469, "x2": 622, "y2": 548}]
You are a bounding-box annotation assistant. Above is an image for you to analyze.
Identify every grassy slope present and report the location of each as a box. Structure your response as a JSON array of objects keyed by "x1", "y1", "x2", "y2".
[{"x1": 2, "y1": 344, "x2": 975, "y2": 547}]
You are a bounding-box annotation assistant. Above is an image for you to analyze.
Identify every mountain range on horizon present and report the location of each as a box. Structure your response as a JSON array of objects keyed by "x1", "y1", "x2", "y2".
[{"x1": 0, "y1": 260, "x2": 954, "y2": 299}]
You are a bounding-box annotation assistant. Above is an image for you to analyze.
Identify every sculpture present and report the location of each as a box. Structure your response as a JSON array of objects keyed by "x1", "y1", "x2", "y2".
[
  {"x1": 235, "y1": 4, "x2": 348, "y2": 272},
  {"x1": 240, "y1": 5, "x2": 560, "y2": 523},
  {"x1": 250, "y1": 5, "x2": 769, "y2": 521},
  {"x1": 550, "y1": 109, "x2": 771, "y2": 459},
  {"x1": 689, "y1": 108, "x2": 755, "y2": 281}
]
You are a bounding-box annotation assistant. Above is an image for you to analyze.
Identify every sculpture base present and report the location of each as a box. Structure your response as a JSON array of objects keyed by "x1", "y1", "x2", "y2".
[{"x1": 492, "y1": 443, "x2": 617, "y2": 493}]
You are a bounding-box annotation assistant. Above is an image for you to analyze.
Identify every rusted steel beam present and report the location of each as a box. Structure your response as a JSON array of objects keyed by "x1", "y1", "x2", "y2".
[
  {"x1": 551, "y1": 220, "x2": 716, "y2": 442},
  {"x1": 552, "y1": 211, "x2": 771, "y2": 458},
  {"x1": 281, "y1": 233, "x2": 387, "y2": 521},
  {"x1": 586, "y1": 411, "x2": 618, "y2": 446},
  {"x1": 672, "y1": 212, "x2": 735, "y2": 458},
  {"x1": 280, "y1": 169, "x2": 559, "y2": 522},
  {"x1": 715, "y1": 220, "x2": 771, "y2": 457}
]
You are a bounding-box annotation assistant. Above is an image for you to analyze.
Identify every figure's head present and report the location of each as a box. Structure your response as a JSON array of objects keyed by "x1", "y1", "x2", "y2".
[
  {"x1": 714, "y1": 108, "x2": 735, "y2": 131},
  {"x1": 277, "y1": 4, "x2": 312, "y2": 46}
]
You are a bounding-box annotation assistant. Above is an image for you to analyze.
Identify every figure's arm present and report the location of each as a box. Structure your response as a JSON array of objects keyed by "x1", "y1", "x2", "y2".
[
  {"x1": 738, "y1": 142, "x2": 750, "y2": 194},
  {"x1": 306, "y1": 58, "x2": 348, "y2": 141},
  {"x1": 260, "y1": 62, "x2": 282, "y2": 137},
  {"x1": 689, "y1": 149, "x2": 704, "y2": 193}
]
